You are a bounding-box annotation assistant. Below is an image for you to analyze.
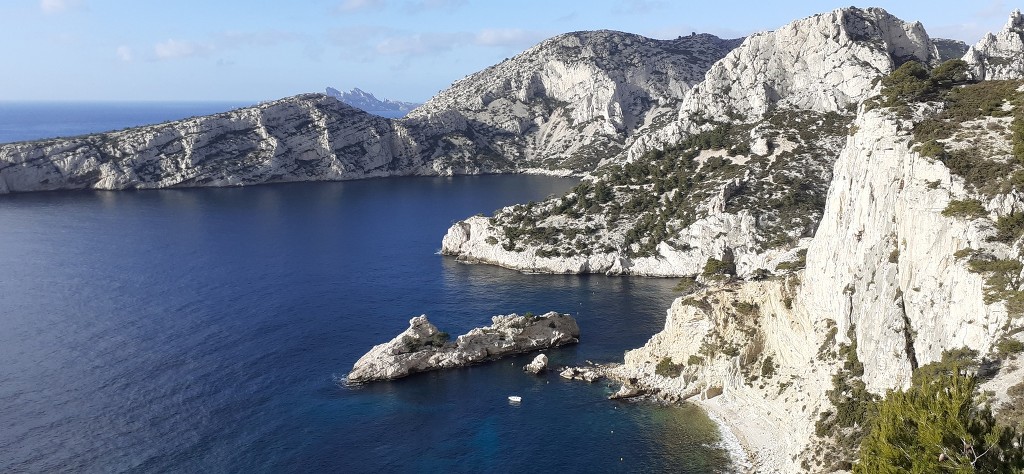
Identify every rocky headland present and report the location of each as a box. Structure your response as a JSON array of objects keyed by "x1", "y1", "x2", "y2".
[
  {"x1": 0, "y1": 31, "x2": 739, "y2": 194},
  {"x1": 347, "y1": 312, "x2": 579, "y2": 383}
]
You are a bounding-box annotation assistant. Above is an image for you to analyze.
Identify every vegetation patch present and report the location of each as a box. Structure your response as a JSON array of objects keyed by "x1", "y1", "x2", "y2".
[
  {"x1": 485, "y1": 108, "x2": 851, "y2": 262},
  {"x1": 655, "y1": 357, "x2": 684, "y2": 378},
  {"x1": 965, "y1": 254, "x2": 1024, "y2": 312},
  {"x1": 941, "y1": 199, "x2": 987, "y2": 219},
  {"x1": 810, "y1": 327, "x2": 878, "y2": 471}
]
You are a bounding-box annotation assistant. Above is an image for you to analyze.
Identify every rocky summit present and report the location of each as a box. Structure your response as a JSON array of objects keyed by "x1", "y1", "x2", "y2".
[{"x1": 347, "y1": 312, "x2": 579, "y2": 383}]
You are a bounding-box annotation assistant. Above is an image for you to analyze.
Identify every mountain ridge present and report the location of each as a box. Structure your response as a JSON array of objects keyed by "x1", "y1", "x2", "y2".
[{"x1": 325, "y1": 87, "x2": 421, "y2": 118}]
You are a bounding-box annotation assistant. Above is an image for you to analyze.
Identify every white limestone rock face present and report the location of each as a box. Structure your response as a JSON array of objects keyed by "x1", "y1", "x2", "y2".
[
  {"x1": 964, "y1": 10, "x2": 1024, "y2": 80},
  {"x1": 0, "y1": 95, "x2": 436, "y2": 193},
  {"x1": 632, "y1": 7, "x2": 938, "y2": 158},
  {"x1": 347, "y1": 312, "x2": 579, "y2": 383},
  {"x1": 441, "y1": 210, "x2": 801, "y2": 278},
  {"x1": 612, "y1": 279, "x2": 830, "y2": 472},
  {"x1": 800, "y1": 107, "x2": 1012, "y2": 392},
  {"x1": 407, "y1": 31, "x2": 740, "y2": 171}
]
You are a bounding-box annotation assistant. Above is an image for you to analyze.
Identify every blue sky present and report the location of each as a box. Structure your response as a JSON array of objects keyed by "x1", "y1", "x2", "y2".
[{"x1": 0, "y1": 0, "x2": 1015, "y2": 102}]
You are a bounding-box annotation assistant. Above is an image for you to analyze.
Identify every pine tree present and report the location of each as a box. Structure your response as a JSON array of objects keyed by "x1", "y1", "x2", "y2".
[{"x1": 854, "y1": 368, "x2": 1024, "y2": 473}]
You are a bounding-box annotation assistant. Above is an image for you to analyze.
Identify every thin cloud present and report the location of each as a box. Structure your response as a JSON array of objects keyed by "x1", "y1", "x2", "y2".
[
  {"x1": 116, "y1": 45, "x2": 134, "y2": 62},
  {"x1": 474, "y1": 28, "x2": 549, "y2": 49},
  {"x1": 612, "y1": 0, "x2": 666, "y2": 15},
  {"x1": 927, "y1": 0, "x2": 1014, "y2": 43},
  {"x1": 154, "y1": 39, "x2": 211, "y2": 60},
  {"x1": 375, "y1": 32, "x2": 468, "y2": 56},
  {"x1": 40, "y1": 0, "x2": 84, "y2": 14},
  {"x1": 217, "y1": 30, "x2": 303, "y2": 49},
  {"x1": 337, "y1": 0, "x2": 386, "y2": 13},
  {"x1": 406, "y1": 0, "x2": 467, "y2": 12}
]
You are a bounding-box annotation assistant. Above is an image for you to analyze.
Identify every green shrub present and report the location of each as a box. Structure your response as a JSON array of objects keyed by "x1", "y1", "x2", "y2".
[
  {"x1": 855, "y1": 369, "x2": 1024, "y2": 473},
  {"x1": 929, "y1": 59, "x2": 970, "y2": 87},
  {"x1": 702, "y1": 256, "x2": 736, "y2": 279},
  {"x1": 655, "y1": 357, "x2": 684, "y2": 378},
  {"x1": 876, "y1": 60, "x2": 932, "y2": 107},
  {"x1": 776, "y1": 249, "x2": 808, "y2": 272},
  {"x1": 915, "y1": 139, "x2": 946, "y2": 159},
  {"x1": 687, "y1": 354, "x2": 705, "y2": 366},
  {"x1": 996, "y1": 337, "x2": 1024, "y2": 357},
  {"x1": 734, "y1": 301, "x2": 759, "y2": 316},
  {"x1": 761, "y1": 356, "x2": 776, "y2": 378},
  {"x1": 994, "y1": 212, "x2": 1024, "y2": 243},
  {"x1": 941, "y1": 199, "x2": 987, "y2": 219},
  {"x1": 673, "y1": 277, "x2": 701, "y2": 295},
  {"x1": 888, "y1": 249, "x2": 899, "y2": 263}
]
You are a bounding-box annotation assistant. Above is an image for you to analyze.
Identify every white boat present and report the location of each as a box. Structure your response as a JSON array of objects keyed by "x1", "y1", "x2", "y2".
[{"x1": 508, "y1": 395, "x2": 522, "y2": 403}]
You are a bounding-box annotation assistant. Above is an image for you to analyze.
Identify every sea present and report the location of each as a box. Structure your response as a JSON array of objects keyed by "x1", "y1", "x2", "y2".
[{"x1": 0, "y1": 103, "x2": 731, "y2": 473}]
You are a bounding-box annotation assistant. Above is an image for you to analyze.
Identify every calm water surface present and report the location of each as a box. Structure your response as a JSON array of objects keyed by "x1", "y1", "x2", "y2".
[
  {"x1": 0, "y1": 102, "x2": 251, "y2": 143},
  {"x1": 0, "y1": 113, "x2": 730, "y2": 472}
]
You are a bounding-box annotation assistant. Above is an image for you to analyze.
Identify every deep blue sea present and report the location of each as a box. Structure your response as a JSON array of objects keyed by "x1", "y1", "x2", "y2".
[
  {"x1": 0, "y1": 102, "x2": 252, "y2": 144},
  {"x1": 0, "y1": 105, "x2": 730, "y2": 472}
]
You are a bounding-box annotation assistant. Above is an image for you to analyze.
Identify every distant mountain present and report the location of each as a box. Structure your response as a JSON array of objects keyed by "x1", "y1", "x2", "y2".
[{"x1": 325, "y1": 87, "x2": 421, "y2": 118}]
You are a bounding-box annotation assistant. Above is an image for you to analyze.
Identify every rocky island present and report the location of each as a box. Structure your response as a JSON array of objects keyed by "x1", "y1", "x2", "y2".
[{"x1": 347, "y1": 312, "x2": 579, "y2": 383}]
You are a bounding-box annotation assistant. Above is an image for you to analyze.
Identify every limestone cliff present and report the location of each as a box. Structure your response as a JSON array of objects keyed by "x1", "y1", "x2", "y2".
[
  {"x1": 0, "y1": 95, "x2": 434, "y2": 193},
  {"x1": 0, "y1": 31, "x2": 738, "y2": 194},
  {"x1": 442, "y1": 7, "x2": 936, "y2": 279},
  {"x1": 407, "y1": 31, "x2": 741, "y2": 171},
  {"x1": 615, "y1": 75, "x2": 1024, "y2": 473},
  {"x1": 636, "y1": 7, "x2": 940, "y2": 156}
]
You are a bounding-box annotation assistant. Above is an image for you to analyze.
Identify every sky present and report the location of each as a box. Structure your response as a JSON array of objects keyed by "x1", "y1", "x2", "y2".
[{"x1": 0, "y1": 0, "x2": 1016, "y2": 102}]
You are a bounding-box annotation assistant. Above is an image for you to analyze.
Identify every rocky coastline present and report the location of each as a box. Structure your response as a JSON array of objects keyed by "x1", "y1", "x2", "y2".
[{"x1": 347, "y1": 312, "x2": 579, "y2": 384}]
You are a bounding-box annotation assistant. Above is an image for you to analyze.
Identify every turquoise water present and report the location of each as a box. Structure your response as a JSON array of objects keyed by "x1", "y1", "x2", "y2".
[{"x1": 0, "y1": 106, "x2": 730, "y2": 472}]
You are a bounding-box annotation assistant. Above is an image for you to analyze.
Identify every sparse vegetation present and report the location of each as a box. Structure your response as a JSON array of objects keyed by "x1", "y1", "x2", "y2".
[
  {"x1": 702, "y1": 255, "x2": 736, "y2": 281},
  {"x1": 655, "y1": 357, "x2": 684, "y2": 378},
  {"x1": 942, "y1": 199, "x2": 987, "y2": 219},
  {"x1": 812, "y1": 328, "x2": 877, "y2": 471},
  {"x1": 760, "y1": 356, "x2": 776, "y2": 378},
  {"x1": 776, "y1": 249, "x2": 807, "y2": 272},
  {"x1": 673, "y1": 276, "x2": 701, "y2": 295}
]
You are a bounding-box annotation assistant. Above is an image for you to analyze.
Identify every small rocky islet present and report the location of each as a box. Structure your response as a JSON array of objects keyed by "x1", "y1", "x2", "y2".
[{"x1": 346, "y1": 312, "x2": 579, "y2": 383}]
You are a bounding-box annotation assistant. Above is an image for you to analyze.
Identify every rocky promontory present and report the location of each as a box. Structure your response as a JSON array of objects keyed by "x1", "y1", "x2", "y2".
[{"x1": 347, "y1": 312, "x2": 579, "y2": 383}]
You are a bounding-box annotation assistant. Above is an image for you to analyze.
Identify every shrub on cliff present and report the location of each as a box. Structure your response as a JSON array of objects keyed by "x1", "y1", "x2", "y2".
[
  {"x1": 655, "y1": 357, "x2": 683, "y2": 378},
  {"x1": 854, "y1": 368, "x2": 1024, "y2": 473}
]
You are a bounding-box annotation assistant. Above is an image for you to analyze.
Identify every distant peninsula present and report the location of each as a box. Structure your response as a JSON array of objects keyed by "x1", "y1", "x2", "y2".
[{"x1": 325, "y1": 86, "x2": 421, "y2": 118}]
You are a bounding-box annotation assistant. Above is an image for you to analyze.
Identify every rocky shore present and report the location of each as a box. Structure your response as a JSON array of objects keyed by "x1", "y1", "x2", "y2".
[{"x1": 347, "y1": 312, "x2": 579, "y2": 383}]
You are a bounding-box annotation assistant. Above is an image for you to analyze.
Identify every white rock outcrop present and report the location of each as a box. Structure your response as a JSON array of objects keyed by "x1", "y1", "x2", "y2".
[
  {"x1": 523, "y1": 354, "x2": 549, "y2": 374},
  {"x1": 964, "y1": 9, "x2": 1024, "y2": 80},
  {"x1": 631, "y1": 7, "x2": 939, "y2": 158},
  {"x1": 347, "y1": 312, "x2": 579, "y2": 383}
]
